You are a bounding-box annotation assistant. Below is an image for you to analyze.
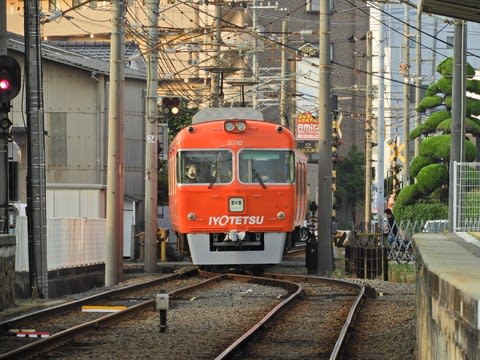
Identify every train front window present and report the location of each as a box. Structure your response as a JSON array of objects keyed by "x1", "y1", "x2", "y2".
[
  {"x1": 177, "y1": 150, "x2": 233, "y2": 184},
  {"x1": 239, "y1": 150, "x2": 294, "y2": 184}
]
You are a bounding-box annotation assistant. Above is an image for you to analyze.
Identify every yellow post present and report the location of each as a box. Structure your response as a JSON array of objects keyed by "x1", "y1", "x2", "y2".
[{"x1": 158, "y1": 228, "x2": 167, "y2": 262}]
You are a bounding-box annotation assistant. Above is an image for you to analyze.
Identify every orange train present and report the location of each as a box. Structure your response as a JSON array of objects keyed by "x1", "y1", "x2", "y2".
[{"x1": 168, "y1": 108, "x2": 308, "y2": 265}]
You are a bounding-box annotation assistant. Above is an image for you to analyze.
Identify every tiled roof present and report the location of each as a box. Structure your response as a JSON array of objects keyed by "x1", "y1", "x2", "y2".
[
  {"x1": 7, "y1": 32, "x2": 146, "y2": 80},
  {"x1": 44, "y1": 41, "x2": 143, "y2": 65}
]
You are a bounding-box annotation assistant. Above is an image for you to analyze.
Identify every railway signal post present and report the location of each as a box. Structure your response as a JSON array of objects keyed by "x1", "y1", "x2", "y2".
[{"x1": 0, "y1": 55, "x2": 21, "y2": 234}]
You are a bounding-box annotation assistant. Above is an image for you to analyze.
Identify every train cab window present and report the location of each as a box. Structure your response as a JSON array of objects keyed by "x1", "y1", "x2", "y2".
[
  {"x1": 177, "y1": 150, "x2": 233, "y2": 184},
  {"x1": 239, "y1": 150, "x2": 294, "y2": 184}
]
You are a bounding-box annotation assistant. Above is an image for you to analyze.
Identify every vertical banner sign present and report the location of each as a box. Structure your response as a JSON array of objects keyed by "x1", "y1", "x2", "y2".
[{"x1": 296, "y1": 112, "x2": 319, "y2": 140}]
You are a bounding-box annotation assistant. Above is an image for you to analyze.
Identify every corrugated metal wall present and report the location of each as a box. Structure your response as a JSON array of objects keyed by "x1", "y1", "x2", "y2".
[
  {"x1": 124, "y1": 83, "x2": 146, "y2": 200},
  {"x1": 46, "y1": 188, "x2": 105, "y2": 218},
  {"x1": 13, "y1": 60, "x2": 146, "y2": 208},
  {"x1": 15, "y1": 216, "x2": 106, "y2": 271}
]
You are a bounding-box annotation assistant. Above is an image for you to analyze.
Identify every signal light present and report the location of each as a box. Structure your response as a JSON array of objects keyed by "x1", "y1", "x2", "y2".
[
  {"x1": 0, "y1": 55, "x2": 21, "y2": 112},
  {"x1": 162, "y1": 97, "x2": 180, "y2": 116},
  {"x1": 0, "y1": 79, "x2": 10, "y2": 91}
]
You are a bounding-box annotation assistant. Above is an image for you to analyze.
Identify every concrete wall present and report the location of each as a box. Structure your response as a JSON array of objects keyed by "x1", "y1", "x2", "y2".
[
  {"x1": 414, "y1": 233, "x2": 480, "y2": 359},
  {"x1": 0, "y1": 235, "x2": 16, "y2": 311}
]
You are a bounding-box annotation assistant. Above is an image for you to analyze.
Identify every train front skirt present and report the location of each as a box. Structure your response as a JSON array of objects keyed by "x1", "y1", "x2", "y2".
[{"x1": 187, "y1": 232, "x2": 286, "y2": 265}]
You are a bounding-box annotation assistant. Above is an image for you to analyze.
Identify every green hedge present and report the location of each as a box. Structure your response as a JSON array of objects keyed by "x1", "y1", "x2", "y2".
[
  {"x1": 437, "y1": 57, "x2": 475, "y2": 78},
  {"x1": 410, "y1": 155, "x2": 435, "y2": 178},
  {"x1": 419, "y1": 135, "x2": 476, "y2": 161},
  {"x1": 395, "y1": 184, "x2": 420, "y2": 207},
  {"x1": 416, "y1": 95, "x2": 444, "y2": 113},
  {"x1": 416, "y1": 164, "x2": 449, "y2": 194},
  {"x1": 464, "y1": 191, "x2": 480, "y2": 220},
  {"x1": 394, "y1": 201, "x2": 448, "y2": 223}
]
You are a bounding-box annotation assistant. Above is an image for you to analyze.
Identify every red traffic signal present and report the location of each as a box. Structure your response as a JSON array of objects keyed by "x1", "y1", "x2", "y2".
[
  {"x1": 162, "y1": 97, "x2": 180, "y2": 116},
  {"x1": 0, "y1": 55, "x2": 21, "y2": 105},
  {"x1": 0, "y1": 79, "x2": 11, "y2": 91}
]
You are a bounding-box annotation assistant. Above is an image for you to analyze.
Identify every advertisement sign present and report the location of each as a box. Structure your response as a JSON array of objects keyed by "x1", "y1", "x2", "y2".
[{"x1": 296, "y1": 112, "x2": 319, "y2": 140}]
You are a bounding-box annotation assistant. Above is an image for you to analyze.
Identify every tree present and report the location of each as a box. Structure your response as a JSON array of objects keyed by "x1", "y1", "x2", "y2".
[
  {"x1": 163, "y1": 98, "x2": 198, "y2": 142},
  {"x1": 158, "y1": 98, "x2": 198, "y2": 205},
  {"x1": 336, "y1": 145, "x2": 365, "y2": 227},
  {"x1": 394, "y1": 57, "x2": 480, "y2": 221}
]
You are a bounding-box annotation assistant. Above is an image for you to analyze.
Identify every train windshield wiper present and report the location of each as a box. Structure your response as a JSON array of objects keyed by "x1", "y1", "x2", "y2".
[
  {"x1": 252, "y1": 169, "x2": 267, "y2": 189},
  {"x1": 208, "y1": 174, "x2": 217, "y2": 189}
]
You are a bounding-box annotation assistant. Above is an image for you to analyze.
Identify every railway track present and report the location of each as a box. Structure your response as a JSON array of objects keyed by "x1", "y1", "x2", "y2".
[
  {"x1": 0, "y1": 270, "x2": 364, "y2": 359},
  {"x1": 222, "y1": 273, "x2": 365, "y2": 360},
  {"x1": 0, "y1": 269, "x2": 205, "y2": 359}
]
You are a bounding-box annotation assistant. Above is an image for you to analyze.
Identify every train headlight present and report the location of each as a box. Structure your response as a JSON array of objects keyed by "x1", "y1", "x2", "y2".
[
  {"x1": 224, "y1": 120, "x2": 247, "y2": 133},
  {"x1": 224, "y1": 121, "x2": 235, "y2": 132},
  {"x1": 187, "y1": 212, "x2": 197, "y2": 221},
  {"x1": 235, "y1": 121, "x2": 247, "y2": 132},
  {"x1": 276, "y1": 211, "x2": 286, "y2": 220}
]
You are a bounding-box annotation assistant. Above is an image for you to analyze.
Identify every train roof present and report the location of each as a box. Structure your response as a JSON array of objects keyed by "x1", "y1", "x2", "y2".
[{"x1": 192, "y1": 108, "x2": 264, "y2": 124}]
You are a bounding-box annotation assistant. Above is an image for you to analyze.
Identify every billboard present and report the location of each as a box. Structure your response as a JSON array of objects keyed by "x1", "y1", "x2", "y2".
[{"x1": 296, "y1": 112, "x2": 319, "y2": 140}]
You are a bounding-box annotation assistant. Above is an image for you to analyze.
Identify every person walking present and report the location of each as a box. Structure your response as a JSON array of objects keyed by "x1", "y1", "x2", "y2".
[{"x1": 384, "y1": 208, "x2": 398, "y2": 247}]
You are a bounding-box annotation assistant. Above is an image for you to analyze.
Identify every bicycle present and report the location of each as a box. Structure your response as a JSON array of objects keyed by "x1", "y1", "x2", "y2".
[{"x1": 300, "y1": 216, "x2": 317, "y2": 243}]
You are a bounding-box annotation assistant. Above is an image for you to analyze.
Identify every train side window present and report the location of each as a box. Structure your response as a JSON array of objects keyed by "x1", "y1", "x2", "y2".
[{"x1": 177, "y1": 150, "x2": 232, "y2": 184}]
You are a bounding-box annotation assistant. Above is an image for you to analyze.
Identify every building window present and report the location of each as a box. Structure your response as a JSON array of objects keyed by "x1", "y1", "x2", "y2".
[{"x1": 446, "y1": 35, "x2": 454, "y2": 49}]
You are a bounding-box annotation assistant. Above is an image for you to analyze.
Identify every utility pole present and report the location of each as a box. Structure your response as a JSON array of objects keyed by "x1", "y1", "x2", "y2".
[
  {"x1": 448, "y1": 20, "x2": 466, "y2": 232},
  {"x1": 251, "y1": 0, "x2": 258, "y2": 108},
  {"x1": 279, "y1": 20, "x2": 288, "y2": 127},
  {"x1": 414, "y1": 9, "x2": 422, "y2": 157},
  {"x1": 402, "y1": 5, "x2": 410, "y2": 187},
  {"x1": 105, "y1": 1, "x2": 126, "y2": 287},
  {"x1": 317, "y1": 0, "x2": 333, "y2": 275},
  {"x1": 376, "y1": 7, "x2": 385, "y2": 223},
  {"x1": 211, "y1": 4, "x2": 222, "y2": 107},
  {"x1": 364, "y1": 30, "x2": 372, "y2": 231},
  {"x1": 25, "y1": 0, "x2": 48, "y2": 298},
  {"x1": 144, "y1": 0, "x2": 159, "y2": 273},
  {"x1": 0, "y1": 2, "x2": 6, "y2": 55}
]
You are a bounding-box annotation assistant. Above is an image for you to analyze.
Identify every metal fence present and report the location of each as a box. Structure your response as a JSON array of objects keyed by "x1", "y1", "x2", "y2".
[
  {"x1": 385, "y1": 219, "x2": 448, "y2": 264},
  {"x1": 345, "y1": 218, "x2": 449, "y2": 278},
  {"x1": 453, "y1": 162, "x2": 480, "y2": 232}
]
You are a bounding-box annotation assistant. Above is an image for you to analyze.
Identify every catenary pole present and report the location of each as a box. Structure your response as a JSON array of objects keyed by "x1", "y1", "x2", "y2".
[
  {"x1": 402, "y1": 5, "x2": 410, "y2": 187},
  {"x1": 0, "y1": 2, "x2": 6, "y2": 54},
  {"x1": 105, "y1": 1, "x2": 126, "y2": 286},
  {"x1": 144, "y1": 0, "x2": 160, "y2": 273},
  {"x1": 25, "y1": 0, "x2": 48, "y2": 298},
  {"x1": 414, "y1": 8, "x2": 422, "y2": 158},
  {"x1": 376, "y1": 8, "x2": 385, "y2": 224},
  {"x1": 364, "y1": 31, "x2": 372, "y2": 231},
  {"x1": 448, "y1": 20, "x2": 466, "y2": 232},
  {"x1": 317, "y1": 0, "x2": 333, "y2": 275},
  {"x1": 280, "y1": 20, "x2": 288, "y2": 127}
]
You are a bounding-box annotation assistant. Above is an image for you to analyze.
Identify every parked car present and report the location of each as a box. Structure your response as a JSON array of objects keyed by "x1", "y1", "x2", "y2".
[{"x1": 422, "y1": 220, "x2": 448, "y2": 233}]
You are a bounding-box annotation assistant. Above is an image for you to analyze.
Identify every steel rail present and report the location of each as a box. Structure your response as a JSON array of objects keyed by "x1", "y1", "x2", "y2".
[
  {"x1": 214, "y1": 274, "x2": 303, "y2": 360},
  {"x1": 0, "y1": 270, "x2": 220, "y2": 360},
  {"x1": 262, "y1": 273, "x2": 366, "y2": 360},
  {"x1": 0, "y1": 268, "x2": 198, "y2": 332}
]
